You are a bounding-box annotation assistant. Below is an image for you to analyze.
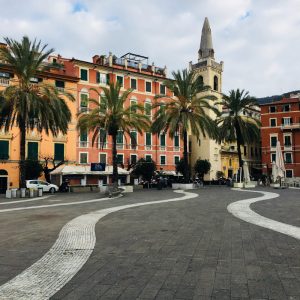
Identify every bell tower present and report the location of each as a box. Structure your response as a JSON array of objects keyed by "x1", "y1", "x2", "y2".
[{"x1": 189, "y1": 17, "x2": 224, "y2": 180}]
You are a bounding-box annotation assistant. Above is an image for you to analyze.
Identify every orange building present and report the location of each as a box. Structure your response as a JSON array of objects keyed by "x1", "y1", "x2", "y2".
[
  {"x1": 0, "y1": 53, "x2": 79, "y2": 192},
  {"x1": 261, "y1": 96, "x2": 300, "y2": 178},
  {"x1": 54, "y1": 52, "x2": 184, "y2": 184}
]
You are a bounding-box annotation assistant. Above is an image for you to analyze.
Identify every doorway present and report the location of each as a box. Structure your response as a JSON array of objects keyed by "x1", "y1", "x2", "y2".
[{"x1": 0, "y1": 169, "x2": 8, "y2": 194}]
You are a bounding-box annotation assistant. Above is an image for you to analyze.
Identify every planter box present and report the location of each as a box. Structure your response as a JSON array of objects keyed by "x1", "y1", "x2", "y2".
[
  {"x1": 119, "y1": 186, "x2": 133, "y2": 193},
  {"x1": 172, "y1": 183, "x2": 194, "y2": 190},
  {"x1": 244, "y1": 183, "x2": 256, "y2": 188},
  {"x1": 270, "y1": 183, "x2": 280, "y2": 188},
  {"x1": 233, "y1": 182, "x2": 244, "y2": 188}
]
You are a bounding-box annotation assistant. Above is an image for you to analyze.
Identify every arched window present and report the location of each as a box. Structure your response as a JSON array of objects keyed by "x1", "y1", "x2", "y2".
[
  {"x1": 0, "y1": 169, "x2": 8, "y2": 175},
  {"x1": 198, "y1": 75, "x2": 204, "y2": 86},
  {"x1": 214, "y1": 76, "x2": 218, "y2": 91}
]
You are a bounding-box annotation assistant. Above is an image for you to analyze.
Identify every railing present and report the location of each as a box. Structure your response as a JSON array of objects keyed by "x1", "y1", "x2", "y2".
[
  {"x1": 78, "y1": 141, "x2": 89, "y2": 148},
  {"x1": 0, "y1": 78, "x2": 9, "y2": 86},
  {"x1": 281, "y1": 123, "x2": 300, "y2": 130}
]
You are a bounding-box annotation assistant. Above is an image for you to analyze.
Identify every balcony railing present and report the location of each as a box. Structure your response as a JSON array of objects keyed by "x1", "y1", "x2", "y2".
[{"x1": 281, "y1": 123, "x2": 300, "y2": 130}]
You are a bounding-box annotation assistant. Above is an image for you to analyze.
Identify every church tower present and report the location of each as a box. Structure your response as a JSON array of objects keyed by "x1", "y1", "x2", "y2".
[{"x1": 189, "y1": 17, "x2": 224, "y2": 180}]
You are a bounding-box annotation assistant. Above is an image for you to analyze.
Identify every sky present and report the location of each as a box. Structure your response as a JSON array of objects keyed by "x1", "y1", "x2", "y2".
[{"x1": 0, "y1": 0, "x2": 300, "y2": 97}]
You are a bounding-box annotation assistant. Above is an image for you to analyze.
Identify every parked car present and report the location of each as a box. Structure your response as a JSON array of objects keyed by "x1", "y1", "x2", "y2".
[{"x1": 26, "y1": 180, "x2": 59, "y2": 193}]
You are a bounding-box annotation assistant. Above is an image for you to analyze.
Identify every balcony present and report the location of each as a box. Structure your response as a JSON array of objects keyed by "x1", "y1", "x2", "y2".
[{"x1": 281, "y1": 123, "x2": 300, "y2": 130}]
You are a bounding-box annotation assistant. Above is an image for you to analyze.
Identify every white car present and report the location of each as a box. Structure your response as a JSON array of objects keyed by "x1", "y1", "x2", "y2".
[{"x1": 26, "y1": 180, "x2": 59, "y2": 193}]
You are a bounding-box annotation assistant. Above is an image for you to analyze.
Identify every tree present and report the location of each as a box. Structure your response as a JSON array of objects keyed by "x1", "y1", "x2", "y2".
[
  {"x1": 175, "y1": 158, "x2": 185, "y2": 175},
  {"x1": 151, "y1": 69, "x2": 218, "y2": 183},
  {"x1": 24, "y1": 159, "x2": 43, "y2": 180},
  {"x1": 0, "y1": 37, "x2": 75, "y2": 188},
  {"x1": 77, "y1": 82, "x2": 150, "y2": 188},
  {"x1": 40, "y1": 155, "x2": 67, "y2": 183},
  {"x1": 217, "y1": 89, "x2": 260, "y2": 167},
  {"x1": 194, "y1": 159, "x2": 211, "y2": 179},
  {"x1": 132, "y1": 158, "x2": 156, "y2": 182}
]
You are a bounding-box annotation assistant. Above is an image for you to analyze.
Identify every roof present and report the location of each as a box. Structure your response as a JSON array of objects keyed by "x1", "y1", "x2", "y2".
[
  {"x1": 50, "y1": 165, "x2": 130, "y2": 175},
  {"x1": 260, "y1": 97, "x2": 300, "y2": 106}
]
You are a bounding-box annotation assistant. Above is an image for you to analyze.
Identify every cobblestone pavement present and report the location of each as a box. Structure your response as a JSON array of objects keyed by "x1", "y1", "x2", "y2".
[{"x1": 0, "y1": 187, "x2": 299, "y2": 299}]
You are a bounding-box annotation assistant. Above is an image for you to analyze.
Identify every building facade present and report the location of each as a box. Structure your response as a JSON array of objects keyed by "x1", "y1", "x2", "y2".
[
  {"x1": 0, "y1": 51, "x2": 78, "y2": 192},
  {"x1": 189, "y1": 17, "x2": 224, "y2": 180},
  {"x1": 261, "y1": 96, "x2": 300, "y2": 178}
]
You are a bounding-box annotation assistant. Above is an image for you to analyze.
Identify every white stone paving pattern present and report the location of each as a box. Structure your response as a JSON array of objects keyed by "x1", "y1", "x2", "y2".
[
  {"x1": 0, "y1": 190, "x2": 198, "y2": 299},
  {"x1": 228, "y1": 189, "x2": 300, "y2": 240}
]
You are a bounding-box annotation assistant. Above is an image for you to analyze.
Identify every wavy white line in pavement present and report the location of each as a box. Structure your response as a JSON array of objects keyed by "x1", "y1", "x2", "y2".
[
  {"x1": 0, "y1": 195, "x2": 123, "y2": 213},
  {"x1": 0, "y1": 195, "x2": 51, "y2": 205},
  {"x1": 228, "y1": 189, "x2": 300, "y2": 240},
  {"x1": 0, "y1": 190, "x2": 198, "y2": 299}
]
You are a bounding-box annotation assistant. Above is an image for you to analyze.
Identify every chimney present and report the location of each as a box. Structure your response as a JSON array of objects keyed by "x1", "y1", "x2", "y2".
[{"x1": 92, "y1": 55, "x2": 99, "y2": 64}]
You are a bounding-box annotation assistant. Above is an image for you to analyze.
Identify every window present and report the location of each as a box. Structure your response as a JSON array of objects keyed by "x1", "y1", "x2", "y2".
[
  {"x1": 96, "y1": 72, "x2": 108, "y2": 85},
  {"x1": 0, "y1": 140, "x2": 9, "y2": 159},
  {"x1": 27, "y1": 142, "x2": 38, "y2": 160},
  {"x1": 130, "y1": 154, "x2": 137, "y2": 164},
  {"x1": 244, "y1": 145, "x2": 247, "y2": 156},
  {"x1": 282, "y1": 117, "x2": 292, "y2": 126},
  {"x1": 198, "y1": 75, "x2": 204, "y2": 86},
  {"x1": 160, "y1": 134, "x2": 166, "y2": 147},
  {"x1": 285, "y1": 153, "x2": 292, "y2": 163},
  {"x1": 214, "y1": 75, "x2": 218, "y2": 91},
  {"x1": 160, "y1": 155, "x2": 166, "y2": 165},
  {"x1": 116, "y1": 75, "x2": 123, "y2": 87},
  {"x1": 99, "y1": 153, "x2": 106, "y2": 163},
  {"x1": 145, "y1": 155, "x2": 152, "y2": 162},
  {"x1": 130, "y1": 131, "x2": 137, "y2": 149},
  {"x1": 283, "y1": 104, "x2": 290, "y2": 112},
  {"x1": 174, "y1": 156, "x2": 180, "y2": 165},
  {"x1": 145, "y1": 102, "x2": 152, "y2": 117},
  {"x1": 284, "y1": 135, "x2": 291, "y2": 147},
  {"x1": 80, "y1": 130, "x2": 88, "y2": 147},
  {"x1": 55, "y1": 80, "x2": 65, "y2": 90},
  {"x1": 54, "y1": 143, "x2": 64, "y2": 161},
  {"x1": 270, "y1": 118, "x2": 276, "y2": 127},
  {"x1": 80, "y1": 152, "x2": 88, "y2": 164},
  {"x1": 117, "y1": 154, "x2": 123, "y2": 164},
  {"x1": 269, "y1": 106, "x2": 276, "y2": 113},
  {"x1": 286, "y1": 169, "x2": 293, "y2": 178},
  {"x1": 145, "y1": 81, "x2": 152, "y2": 93},
  {"x1": 271, "y1": 153, "x2": 276, "y2": 162},
  {"x1": 145, "y1": 132, "x2": 151, "y2": 147},
  {"x1": 174, "y1": 135, "x2": 179, "y2": 148},
  {"x1": 117, "y1": 131, "x2": 123, "y2": 147},
  {"x1": 130, "y1": 100, "x2": 137, "y2": 113},
  {"x1": 160, "y1": 84, "x2": 166, "y2": 95},
  {"x1": 99, "y1": 129, "x2": 107, "y2": 148},
  {"x1": 270, "y1": 136, "x2": 277, "y2": 148},
  {"x1": 80, "y1": 69, "x2": 88, "y2": 81},
  {"x1": 130, "y1": 78, "x2": 137, "y2": 90},
  {"x1": 80, "y1": 93, "x2": 88, "y2": 112}
]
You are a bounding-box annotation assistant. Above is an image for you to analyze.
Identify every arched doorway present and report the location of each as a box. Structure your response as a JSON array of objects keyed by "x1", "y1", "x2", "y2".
[{"x1": 0, "y1": 169, "x2": 8, "y2": 194}]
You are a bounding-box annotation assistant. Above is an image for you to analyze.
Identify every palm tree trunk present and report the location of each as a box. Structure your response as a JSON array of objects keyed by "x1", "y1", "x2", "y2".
[
  {"x1": 183, "y1": 129, "x2": 189, "y2": 183},
  {"x1": 235, "y1": 122, "x2": 243, "y2": 168},
  {"x1": 112, "y1": 134, "x2": 118, "y2": 188},
  {"x1": 19, "y1": 121, "x2": 26, "y2": 188}
]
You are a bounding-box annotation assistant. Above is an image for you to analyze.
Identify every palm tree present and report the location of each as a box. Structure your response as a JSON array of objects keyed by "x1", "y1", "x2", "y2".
[
  {"x1": 151, "y1": 69, "x2": 218, "y2": 183},
  {"x1": 0, "y1": 36, "x2": 75, "y2": 188},
  {"x1": 77, "y1": 82, "x2": 151, "y2": 187},
  {"x1": 217, "y1": 89, "x2": 260, "y2": 167}
]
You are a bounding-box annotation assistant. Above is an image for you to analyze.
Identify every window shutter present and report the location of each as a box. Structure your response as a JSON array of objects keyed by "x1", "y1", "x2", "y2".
[
  {"x1": 0, "y1": 141, "x2": 9, "y2": 159},
  {"x1": 160, "y1": 134, "x2": 166, "y2": 146},
  {"x1": 290, "y1": 117, "x2": 293, "y2": 124},
  {"x1": 146, "y1": 133, "x2": 151, "y2": 146},
  {"x1": 54, "y1": 143, "x2": 64, "y2": 161},
  {"x1": 96, "y1": 72, "x2": 100, "y2": 84},
  {"x1": 80, "y1": 130, "x2": 88, "y2": 141},
  {"x1": 117, "y1": 131, "x2": 123, "y2": 144},
  {"x1": 174, "y1": 135, "x2": 179, "y2": 147},
  {"x1": 281, "y1": 118, "x2": 284, "y2": 125},
  {"x1": 106, "y1": 74, "x2": 110, "y2": 84},
  {"x1": 27, "y1": 142, "x2": 38, "y2": 160}
]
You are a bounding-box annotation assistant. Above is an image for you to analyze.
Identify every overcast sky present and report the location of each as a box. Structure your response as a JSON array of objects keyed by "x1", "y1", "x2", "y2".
[{"x1": 1, "y1": 0, "x2": 299, "y2": 97}]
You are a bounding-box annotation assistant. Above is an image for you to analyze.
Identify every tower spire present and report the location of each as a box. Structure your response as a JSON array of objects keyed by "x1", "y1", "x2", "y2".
[{"x1": 198, "y1": 17, "x2": 214, "y2": 61}]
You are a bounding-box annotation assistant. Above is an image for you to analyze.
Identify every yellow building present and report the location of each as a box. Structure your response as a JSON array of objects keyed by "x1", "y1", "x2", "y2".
[{"x1": 0, "y1": 54, "x2": 78, "y2": 191}]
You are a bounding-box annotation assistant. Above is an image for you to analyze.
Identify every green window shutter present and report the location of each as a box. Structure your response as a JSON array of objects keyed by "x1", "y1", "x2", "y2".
[
  {"x1": 0, "y1": 140, "x2": 9, "y2": 159},
  {"x1": 174, "y1": 156, "x2": 180, "y2": 164},
  {"x1": 80, "y1": 94, "x2": 88, "y2": 107},
  {"x1": 54, "y1": 143, "x2": 64, "y2": 161},
  {"x1": 146, "y1": 81, "x2": 151, "y2": 92},
  {"x1": 160, "y1": 156, "x2": 166, "y2": 165},
  {"x1": 80, "y1": 69, "x2": 88, "y2": 81},
  {"x1": 174, "y1": 135, "x2": 179, "y2": 147},
  {"x1": 145, "y1": 102, "x2": 151, "y2": 116},
  {"x1": 160, "y1": 84, "x2": 166, "y2": 95},
  {"x1": 117, "y1": 131, "x2": 123, "y2": 144},
  {"x1": 145, "y1": 155, "x2": 151, "y2": 162},
  {"x1": 271, "y1": 137, "x2": 277, "y2": 147},
  {"x1": 131, "y1": 132, "x2": 137, "y2": 148},
  {"x1": 160, "y1": 134, "x2": 166, "y2": 146},
  {"x1": 106, "y1": 74, "x2": 110, "y2": 84},
  {"x1": 99, "y1": 129, "x2": 107, "y2": 145},
  {"x1": 117, "y1": 76, "x2": 123, "y2": 86},
  {"x1": 80, "y1": 130, "x2": 88, "y2": 141},
  {"x1": 146, "y1": 133, "x2": 151, "y2": 146},
  {"x1": 27, "y1": 142, "x2": 38, "y2": 160},
  {"x1": 131, "y1": 78, "x2": 137, "y2": 89},
  {"x1": 117, "y1": 154, "x2": 123, "y2": 164},
  {"x1": 96, "y1": 72, "x2": 100, "y2": 83}
]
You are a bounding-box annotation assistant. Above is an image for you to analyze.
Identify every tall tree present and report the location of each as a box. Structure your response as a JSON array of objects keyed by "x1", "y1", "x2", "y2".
[
  {"x1": 0, "y1": 36, "x2": 75, "y2": 188},
  {"x1": 151, "y1": 69, "x2": 218, "y2": 183},
  {"x1": 217, "y1": 89, "x2": 260, "y2": 167},
  {"x1": 77, "y1": 82, "x2": 150, "y2": 188}
]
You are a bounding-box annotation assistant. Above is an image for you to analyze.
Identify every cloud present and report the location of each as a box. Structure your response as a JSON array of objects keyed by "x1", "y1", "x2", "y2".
[{"x1": 0, "y1": 0, "x2": 299, "y2": 97}]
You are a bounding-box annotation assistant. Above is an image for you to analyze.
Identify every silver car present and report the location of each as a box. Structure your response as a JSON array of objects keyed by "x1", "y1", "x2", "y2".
[{"x1": 26, "y1": 180, "x2": 59, "y2": 193}]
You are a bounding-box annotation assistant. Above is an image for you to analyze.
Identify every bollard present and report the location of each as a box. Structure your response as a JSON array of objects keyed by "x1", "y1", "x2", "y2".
[
  {"x1": 20, "y1": 188, "x2": 26, "y2": 198},
  {"x1": 29, "y1": 188, "x2": 34, "y2": 198},
  {"x1": 38, "y1": 188, "x2": 43, "y2": 197},
  {"x1": 6, "y1": 189, "x2": 12, "y2": 199},
  {"x1": 11, "y1": 189, "x2": 17, "y2": 198}
]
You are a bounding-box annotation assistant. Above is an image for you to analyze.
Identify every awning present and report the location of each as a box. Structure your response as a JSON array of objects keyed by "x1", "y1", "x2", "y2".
[{"x1": 50, "y1": 165, "x2": 130, "y2": 175}]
